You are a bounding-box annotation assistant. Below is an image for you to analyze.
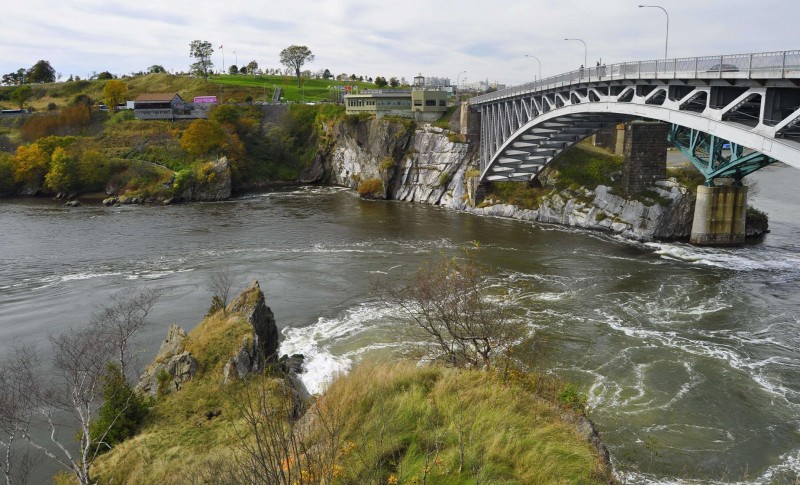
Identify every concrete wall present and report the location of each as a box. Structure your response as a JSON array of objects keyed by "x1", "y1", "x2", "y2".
[{"x1": 622, "y1": 121, "x2": 668, "y2": 194}]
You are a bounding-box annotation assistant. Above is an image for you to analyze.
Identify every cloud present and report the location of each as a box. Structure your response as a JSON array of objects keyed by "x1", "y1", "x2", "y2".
[{"x1": 1, "y1": 0, "x2": 798, "y2": 85}]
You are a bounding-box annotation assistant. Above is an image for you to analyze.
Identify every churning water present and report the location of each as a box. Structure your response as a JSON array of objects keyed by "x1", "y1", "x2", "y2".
[{"x1": 2, "y1": 165, "x2": 800, "y2": 483}]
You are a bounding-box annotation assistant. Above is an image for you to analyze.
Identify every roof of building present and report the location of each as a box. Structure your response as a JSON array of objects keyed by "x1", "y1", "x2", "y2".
[{"x1": 134, "y1": 93, "x2": 182, "y2": 103}]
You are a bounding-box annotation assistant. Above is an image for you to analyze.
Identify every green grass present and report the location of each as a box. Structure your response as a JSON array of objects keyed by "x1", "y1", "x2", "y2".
[
  {"x1": 210, "y1": 74, "x2": 378, "y2": 103},
  {"x1": 547, "y1": 142, "x2": 625, "y2": 191}
]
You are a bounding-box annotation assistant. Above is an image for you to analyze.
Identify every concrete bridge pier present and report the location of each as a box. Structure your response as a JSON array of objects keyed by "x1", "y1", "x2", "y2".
[{"x1": 690, "y1": 185, "x2": 748, "y2": 246}]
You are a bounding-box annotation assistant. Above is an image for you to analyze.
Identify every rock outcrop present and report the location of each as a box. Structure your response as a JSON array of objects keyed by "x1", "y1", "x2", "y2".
[
  {"x1": 222, "y1": 280, "x2": 280, "y2": 383},
  {"x1": 136, "y1": 324, "x2": 197, "y2": 398},
  {"x1": 180, "y1": 157, "x2": 232, "y2": 202}
]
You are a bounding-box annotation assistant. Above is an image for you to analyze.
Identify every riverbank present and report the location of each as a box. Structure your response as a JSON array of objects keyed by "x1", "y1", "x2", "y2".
[{"x1": 309, "y1": 115, "x2": 767, "y2": 243}]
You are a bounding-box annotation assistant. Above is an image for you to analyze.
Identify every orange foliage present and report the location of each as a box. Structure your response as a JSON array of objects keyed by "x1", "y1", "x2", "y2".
[
  {"x1": 180, "y1": 119, "x2": 224, "y2": 157},
  {"x1": 19, "y1": 105, "x2": 92, "y2": 142}
]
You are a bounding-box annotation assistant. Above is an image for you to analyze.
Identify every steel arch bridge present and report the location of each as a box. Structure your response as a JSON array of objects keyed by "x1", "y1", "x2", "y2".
[{"x1": 468, "y1": 51, "x2": 800, "y2": 184}]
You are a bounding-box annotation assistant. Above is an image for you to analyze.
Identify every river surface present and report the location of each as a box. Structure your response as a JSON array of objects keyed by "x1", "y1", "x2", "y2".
[{"x1": 2, "y1": 165, "x2": 800, "y2": 483}]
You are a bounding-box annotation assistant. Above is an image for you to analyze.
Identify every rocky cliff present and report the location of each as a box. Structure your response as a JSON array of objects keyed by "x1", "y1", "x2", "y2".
[{"x1": 313, "y1": 117, "x2": 703, "y2": 242}]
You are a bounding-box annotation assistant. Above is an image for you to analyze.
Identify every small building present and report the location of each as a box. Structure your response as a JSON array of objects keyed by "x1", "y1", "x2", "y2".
[
  {"x1": 345, "y1": 90, "x2": 413, "y2": 118},
  {"x1": 344, "y1": 74, "x2": 448, "y2": 121},
  {"x1": 133, "y1": 93, "x2": 213, "y2": 120},
  {"x1": 133, "y1": 93, "x2": 185, "y2": 120}
]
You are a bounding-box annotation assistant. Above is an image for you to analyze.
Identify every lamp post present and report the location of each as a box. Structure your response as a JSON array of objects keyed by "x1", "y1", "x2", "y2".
[
  {"x1": 524, "y1": 54, "x2": 542, "y2": 83},
  {"x1": 564, "y1": 38, "x2": 587, "y2": 72},
  {"x1": 456, "y1": 70, "x2": 466, "y2": 94},
  {"x1": 639, "y1": 5, "x2": 669, "y2": 59}
]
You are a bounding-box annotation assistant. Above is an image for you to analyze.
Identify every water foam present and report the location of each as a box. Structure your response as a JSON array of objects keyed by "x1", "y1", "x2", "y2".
[{"x1": 279, "y1": 302, "x2": 401, "y2": 394}]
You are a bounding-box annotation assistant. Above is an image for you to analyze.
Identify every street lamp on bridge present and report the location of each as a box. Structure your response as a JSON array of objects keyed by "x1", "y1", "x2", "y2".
[
  {"x1": 639, "y1": 4, "x2": 669, "y2": 59},
  {"x1": 524, "y1": 54, "x2": 542, "y2": 83},
  {"x1": 564, "y1": 38, "x2": 587, "y2": 73},
  {"x1": 457, "y1": 70, "x2": 466, "y2": 96}
]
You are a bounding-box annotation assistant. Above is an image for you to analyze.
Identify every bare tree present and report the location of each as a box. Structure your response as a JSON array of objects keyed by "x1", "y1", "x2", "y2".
[
  {"x1": 91, "y1": 287, "x2": 162, "y2": 377},
  {"x1": 0, "y1": 289, "x2": 159, "y2": 484},
  {"x1": 383, "y1": 252, "x2": 523, "y2": 369},
  {"x1": 226, "y1": 375, "x2": 345, "y2": 484},
  {"x1": 0, "y1": 344, "x2": 39, "y2": 485},
  {"x1": 208, "y1": 269, "x2": 236, "y2": 316}
]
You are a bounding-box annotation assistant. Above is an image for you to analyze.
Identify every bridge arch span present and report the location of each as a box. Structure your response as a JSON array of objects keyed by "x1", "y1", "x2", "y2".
[
  {"x1": 471, "y1": 50, "x2": 800, "y2": 184},
  {"x1": 479, "y1": 102, "x2": 800, "y2": 183}
]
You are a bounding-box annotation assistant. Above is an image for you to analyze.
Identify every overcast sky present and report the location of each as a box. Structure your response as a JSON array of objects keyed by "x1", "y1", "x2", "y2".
[{"x1": 3, "y1": 0, "x2": 798, "y2": 86}]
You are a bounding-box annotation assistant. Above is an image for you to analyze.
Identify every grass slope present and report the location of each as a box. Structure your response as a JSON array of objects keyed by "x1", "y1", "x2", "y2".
[{"x1": 89, "y1": 298, "x2": 611, "y2": 484}]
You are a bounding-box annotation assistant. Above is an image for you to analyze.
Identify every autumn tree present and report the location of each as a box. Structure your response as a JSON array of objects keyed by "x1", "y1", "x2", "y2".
[
  {"x1": 13, "y1": 143, "x2": 49, "y2": 188},
  {"x1": 9, "y1": 85, "x2": 32, "y2": 109},
  {"x1": 279, "y1": 45, "x2": 314, "y2": 87},
  {"x1": 181, "y1": 119, "x2": 224, "y2": 156},
  {"x1": 44, "y1": 146, "x2": 78, "y2": 194},
  {"x1": 103, "y1": 80, "x2": 127, "y2": 110},
  {"x1": 26, "y1": 60, "x2": 55, "y2": 83},
  {"x1": 189, "y1": 40, "x2": 214, "y2": 80}
]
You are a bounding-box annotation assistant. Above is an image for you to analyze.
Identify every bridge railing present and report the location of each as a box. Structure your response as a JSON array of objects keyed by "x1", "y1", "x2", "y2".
[{"x1": 470, "y1": 50, "x2": 800, "y2": 105}]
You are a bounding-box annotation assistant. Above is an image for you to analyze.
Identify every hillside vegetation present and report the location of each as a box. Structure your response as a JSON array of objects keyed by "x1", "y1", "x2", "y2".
[
  {"x1": 0, "y1": 73, "x2": 383, "y2": 112},
  {"x1": 0, "y1": 75, "x2": 354, "y2": 199},
  {"x1": 88, "y1": 304, "x2": 612, "y2": 484}
]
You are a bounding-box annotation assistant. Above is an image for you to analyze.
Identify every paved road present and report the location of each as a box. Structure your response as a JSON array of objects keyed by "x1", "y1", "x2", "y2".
[{"x1": 667, "y1": 150, "x2": 692, "y2": 167}]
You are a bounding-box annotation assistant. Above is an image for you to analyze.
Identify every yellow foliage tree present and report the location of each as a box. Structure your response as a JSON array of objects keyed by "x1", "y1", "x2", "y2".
[
  {"x1": 45, "y1": 147, "x2": 78, "y2": 194},
  {"x1": 103, "y1": 80, "x2": 127, "y2": 109},
  {"x1": 13, "y1": 143, "x2": 50, "y2": 187},
  {"x1": 181, "y1": 119, "x2": 224, "y2": 157}
]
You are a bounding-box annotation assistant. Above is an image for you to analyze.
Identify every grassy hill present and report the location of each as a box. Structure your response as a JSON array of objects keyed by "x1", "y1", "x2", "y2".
[
  {"x1": 87, "y1": 306, "x2": 612, "y2": 484},
  {"x1": 0, "y1": 73, "x2": 388, "y2": 111}
]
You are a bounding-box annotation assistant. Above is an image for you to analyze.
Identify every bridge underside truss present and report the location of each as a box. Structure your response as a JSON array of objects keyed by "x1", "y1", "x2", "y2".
[
  {"x1": 476, "y1": 81, "x2": 800, "y2": 184},
  {"x1": 668, "y1": 125, "x2": 775, "y2": 185}
]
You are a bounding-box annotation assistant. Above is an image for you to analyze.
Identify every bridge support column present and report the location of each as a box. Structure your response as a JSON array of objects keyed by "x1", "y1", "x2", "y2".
[
  {"x1": 690, "y1": 185, "x2": 747, "y2": 246},
  {"x1": 460, "y1": 102, "x2": 481, "y2": 144},
  {"x1": 623, "y1": 121, "x2": 669, "y2": 195}
]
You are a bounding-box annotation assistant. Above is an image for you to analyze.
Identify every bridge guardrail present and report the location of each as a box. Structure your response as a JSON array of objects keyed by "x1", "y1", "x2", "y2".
[{"x1": 470, "y1": 50, "x2": 800, "y2": 105}]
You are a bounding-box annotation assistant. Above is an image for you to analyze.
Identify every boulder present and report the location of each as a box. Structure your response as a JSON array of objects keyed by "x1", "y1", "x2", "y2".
[{"x1": 135, "y1": 324, "x2": 197, "y2": 398}]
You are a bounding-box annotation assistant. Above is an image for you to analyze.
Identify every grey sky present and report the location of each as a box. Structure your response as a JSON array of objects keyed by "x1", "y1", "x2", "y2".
[{"x1": 2, "y1": 0, "x2": 798, "y2": 86}]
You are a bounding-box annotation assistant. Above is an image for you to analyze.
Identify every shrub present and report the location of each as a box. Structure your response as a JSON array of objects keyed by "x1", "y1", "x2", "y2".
[
  {"x1": 357, "y1": 177, "x2": 384, "y2": 198},
  {"x1": 89, "y1": 364, "x2": 148, "y2": 454},
  {"x1": 437, "y1": 171, "x2": 453, "y2": 187},
  {"x1": 379, "y1": 156, "x2": 395, "y2": 173},
  {"x1": 0, "y1": 153, "x2": 16, "y2": 194}
]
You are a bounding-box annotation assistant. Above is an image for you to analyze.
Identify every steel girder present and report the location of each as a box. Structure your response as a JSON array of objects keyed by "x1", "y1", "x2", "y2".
[
  {"x1": 668, "y1": 125, "x2": 775, "y2": 185},
  {"x1": 474, "y1": 80, "x2": 800, "y2": 184}
]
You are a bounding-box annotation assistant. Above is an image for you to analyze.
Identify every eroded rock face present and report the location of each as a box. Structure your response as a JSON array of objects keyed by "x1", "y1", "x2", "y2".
[
  {"x1": 222, "y1": 281, "x2": 280, "y2": 384},
  {"x1": 135, "y1": 324, "x2": 197, "y2": 398},
  {"x1": 324, "y1": 119, "x2": 708, "y2": 242},
  {"x1": 180, "y1": 157, "x2": 232, "y2": 202}
]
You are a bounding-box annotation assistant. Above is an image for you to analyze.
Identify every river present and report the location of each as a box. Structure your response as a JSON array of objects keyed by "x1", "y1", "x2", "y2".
[{"x1": 1, "y1": 165, "x2": 799, "y2": 483}]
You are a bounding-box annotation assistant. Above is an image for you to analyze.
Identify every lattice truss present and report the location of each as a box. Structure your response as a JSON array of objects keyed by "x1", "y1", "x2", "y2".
[{"x1": 476, "y1": 83, "x2": 800, "y2": 183}]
